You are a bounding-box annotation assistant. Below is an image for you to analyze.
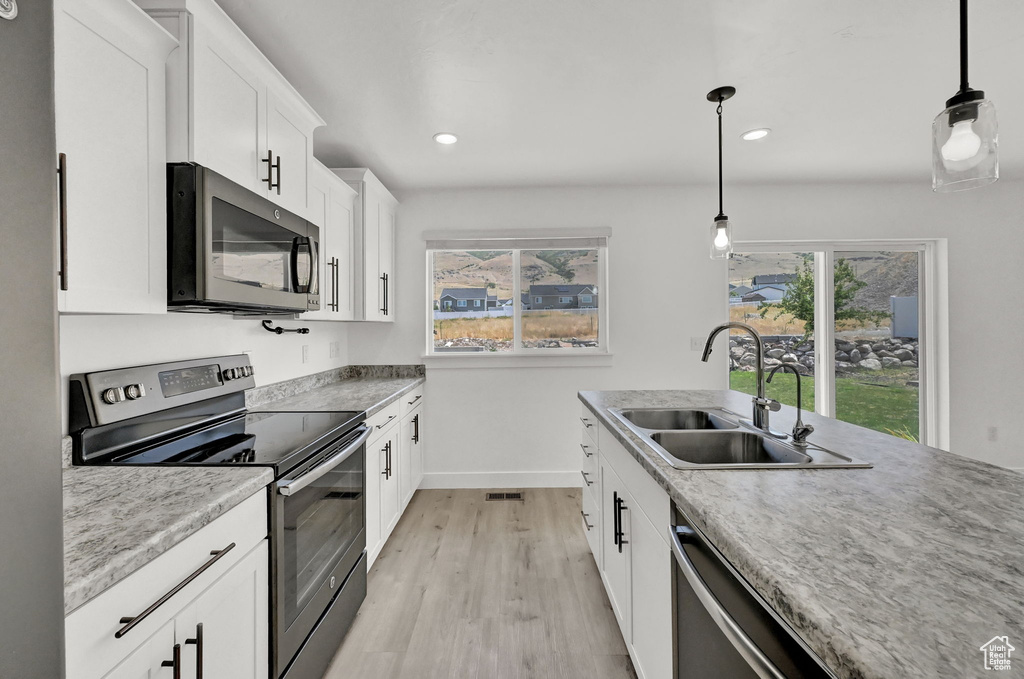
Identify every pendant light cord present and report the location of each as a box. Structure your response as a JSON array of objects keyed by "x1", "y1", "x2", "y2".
[
  {"x1": 959, "y1": 0, "x2": 969, "y2": 93},
  {"x1": 716, "y1": 99, "x2": 725, "y2": 220}
]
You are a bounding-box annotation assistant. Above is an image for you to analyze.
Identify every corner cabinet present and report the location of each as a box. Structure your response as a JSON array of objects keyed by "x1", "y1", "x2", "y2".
[
  {"x1": 579, "y1": 406, "x2": 672, "y2": 679},
  {"x1": 138, "y1": 0, "x2": 325, "y2": 218},
  {"x1": 332, "y1": 169, "x2": 398, "y2": 322},
  {"x1": 54, "y1": 0, "x2": 177, "y2": 314},
  {"x1": 65, "y1": 491, "x2": 269, "y2": 679},
  {"x1": 306, "y1": 161, "x2": 358, "y2": 321}
]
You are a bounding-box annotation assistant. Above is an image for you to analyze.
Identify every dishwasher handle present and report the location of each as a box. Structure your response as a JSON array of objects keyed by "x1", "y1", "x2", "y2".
[{"x1": 669, "y1": 526, "x2": 787, "y2": 679}]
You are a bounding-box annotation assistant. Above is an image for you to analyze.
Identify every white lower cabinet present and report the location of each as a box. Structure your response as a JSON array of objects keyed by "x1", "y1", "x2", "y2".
[
  {"x1": 67, "y1": 491, "x2": 269, "y2": 679},
  {"x1": 582, "y1": 413, "x2": 673, "y2": 679}
]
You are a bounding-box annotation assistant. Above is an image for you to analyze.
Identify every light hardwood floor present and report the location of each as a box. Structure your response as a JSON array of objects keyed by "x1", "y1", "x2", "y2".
[{"x1": 323, "y1": 488, "x2": 637, "y2": 679}]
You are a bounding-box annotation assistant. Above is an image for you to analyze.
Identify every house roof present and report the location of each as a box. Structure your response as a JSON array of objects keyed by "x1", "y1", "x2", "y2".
[
  {"x1": 487, "y1": 295, "x2": 497, "y2": 302},
  {"x1": 750, "y1": 284, "x2": 786, "y2": 293},
  {"x1": 440, "y1": 287, "x2": 488, "y2": 300},
  {"x1": 752, "y1": 273, "x2": 797, "y2": 285},
  {"x1": 529, "y1": 284, "x2": 595, "y2": 296},
  {"x1": 731, "y1": 285, "x2": 753, "y2": 296},
  {"x1": 742, "y1": 292, "x2": 767, "y2": 302}
]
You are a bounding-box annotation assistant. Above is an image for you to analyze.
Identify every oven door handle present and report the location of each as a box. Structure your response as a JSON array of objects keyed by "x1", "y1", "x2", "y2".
[
  {"x1": 669, "y1": 526, "x2": 787, "y2": 679},
  {"x1": 276, "y1": 425, "x2": 370, "y2": 496}
]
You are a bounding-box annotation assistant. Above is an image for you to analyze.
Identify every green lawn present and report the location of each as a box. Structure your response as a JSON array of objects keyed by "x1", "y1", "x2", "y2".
[{"x1": 729, "y1": 370, "x2": 919, "y2": 440}]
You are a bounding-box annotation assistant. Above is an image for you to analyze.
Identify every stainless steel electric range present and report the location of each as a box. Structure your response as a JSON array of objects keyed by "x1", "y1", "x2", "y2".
[{"x1": 70, "y1": 354, "x2": 368, "y2": 679}]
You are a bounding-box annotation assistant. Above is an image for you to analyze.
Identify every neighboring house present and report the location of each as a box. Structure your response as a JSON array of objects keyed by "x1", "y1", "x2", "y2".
[
  {"x1": 752, "y1": 273, "x2": 797, "y2": 286},
  {"x1": 439, "y1": 287, "x2": 488, "y2": 311},
  {"x1": 528, "y1": 284, "x2": 598, "y2": 309},
  {"x1": 731, "y1": 284, "x2": 753, "y2": 297},
  {"x1": 486, "y1": 294, "x2": 498, "y2": 309},
  {"x1": 741, "y1": 285, "x2": 786, "y2": 303},
  {"x1": 521, "y1": 293, "x2": 532, "y2": 310}
]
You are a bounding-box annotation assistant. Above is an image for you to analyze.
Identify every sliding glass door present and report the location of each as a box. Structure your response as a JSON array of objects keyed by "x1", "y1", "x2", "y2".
[{"x1": 728, "y1": 242, "x2": 938, "y2": 446}]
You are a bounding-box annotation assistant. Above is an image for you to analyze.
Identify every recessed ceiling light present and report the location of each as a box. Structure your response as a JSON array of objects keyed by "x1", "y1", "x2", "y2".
[
  {"x1": 741, "y1": 128, "x2": 771, "y2": 141},
  {"x1": 433, "y1": 132, "x2": 458, "y2": 145}
]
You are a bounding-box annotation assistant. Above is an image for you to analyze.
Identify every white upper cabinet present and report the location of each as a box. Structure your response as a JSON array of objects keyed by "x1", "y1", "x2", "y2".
[
  {"x1": 306, "y1": 161, "x2": 357, "y2": 321},
  {"x1": 138, "y1": 0, "x2": 324, "y2": 217},
  {"x1": 332, "y1": 168, "x2": 398, "y2": 322},
  {"x1": 55, "y1": 0, "x2": 177, "y2": 314}
]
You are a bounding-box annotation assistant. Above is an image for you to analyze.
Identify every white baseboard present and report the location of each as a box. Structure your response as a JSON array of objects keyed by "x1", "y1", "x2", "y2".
[{"x1": 419, "y1": 470, "x2": 579, "y2": 489}]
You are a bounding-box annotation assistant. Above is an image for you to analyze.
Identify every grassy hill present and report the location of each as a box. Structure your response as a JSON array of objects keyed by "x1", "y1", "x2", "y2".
[{"x1": 432, "y1": 249, "x2": 598, "y2": 301}]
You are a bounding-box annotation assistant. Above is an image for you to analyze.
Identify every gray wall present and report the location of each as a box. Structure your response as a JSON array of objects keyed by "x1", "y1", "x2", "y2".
[{"x1": 0, "y1": 2, "x2": 66, "y2": 676}]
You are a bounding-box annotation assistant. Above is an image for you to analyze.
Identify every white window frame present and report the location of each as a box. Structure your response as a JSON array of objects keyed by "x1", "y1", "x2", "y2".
[
  {"x1": 474, "y1": 299, "x2": 481, "y2": 308},
  {"x1": 424, "y1": 229, "x2": 611, "y2": 365},
  {"x1": 534, "y1": 296, "x2": 542, "y2": 304},
  {"x1": 732, "y1": 239, "x2": 948, "y2": 449},
  {"x1": 559, "y1": 296, "x2": 572, "y2": 304},
  {"x1": 580, "y1": 295, "x2": 593, "y2": 303},
  {"x1": 457, "y1": 299, "x2": 467, "y2": 308}
]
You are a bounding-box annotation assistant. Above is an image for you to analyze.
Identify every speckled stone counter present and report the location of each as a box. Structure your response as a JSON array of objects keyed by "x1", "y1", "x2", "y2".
[
  {"x1": 579, "y1": 389, "x2": 1024, "y2": 679},
  {"x1": 63, "y1": 466, "x2": 272, "y2": 614},
  {"x1": 250, "y1": 369, "x2": 424, "y2": 416}
]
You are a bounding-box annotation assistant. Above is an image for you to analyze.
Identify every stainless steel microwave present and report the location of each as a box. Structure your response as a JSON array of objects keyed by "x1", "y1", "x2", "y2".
[{"x1": 167, "y1": 163, "x2": 319, "y2": 314}]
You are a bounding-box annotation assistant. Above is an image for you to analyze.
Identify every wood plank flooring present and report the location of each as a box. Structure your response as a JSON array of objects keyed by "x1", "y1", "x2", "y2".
[{"x1": 323, "y1": 489, "x2": 637, "y2": 679}]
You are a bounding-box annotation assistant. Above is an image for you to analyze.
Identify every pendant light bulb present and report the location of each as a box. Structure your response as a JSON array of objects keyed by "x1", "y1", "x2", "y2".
[
  {"x1": 710, "y1": 219, "x2": 733, "y2": 260},
  {"x1": 714, "y1": 225, "x2": 730, "y2": 248},
  {"x1": 932, "y1": 0, "x2": 998, "y2": 192},
  {"x1": 706, "y1": 86, "x2": 736, "y2": 260}
]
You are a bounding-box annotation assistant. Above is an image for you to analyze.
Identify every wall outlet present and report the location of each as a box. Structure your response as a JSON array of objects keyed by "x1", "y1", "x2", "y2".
[
  {"x1": 301, "y1": 345, "x2": 309, "y2": 364},
  {"x1": 690, "y1": 336, "x2": 704, "y2": 351},
  {"x1": 329, "y1": 341, "x2": 340, "y2": 359}
]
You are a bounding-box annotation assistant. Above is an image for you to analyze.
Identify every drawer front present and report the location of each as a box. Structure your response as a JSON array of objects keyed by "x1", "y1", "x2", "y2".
[
  {"x1": 66, "y1": 490, "x2": 268, "y2": 679},
  {"x1": 366, "y1": 400, "x2": 400, "y2": 445},
  {"x1": 399, "y1": 384, "x2": 424, "y2": 419},
  {"x1": 580, "y1": 404, "x2": 599, "y2": 447},
  {"x1": 581, "y1": 482, "x2": 600, "y2": 563}
]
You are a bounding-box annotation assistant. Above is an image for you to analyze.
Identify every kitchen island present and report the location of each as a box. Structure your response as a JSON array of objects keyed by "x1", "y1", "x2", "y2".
[{"x1": 580, "y1": 389, "x2": 1024, "y2": 679}]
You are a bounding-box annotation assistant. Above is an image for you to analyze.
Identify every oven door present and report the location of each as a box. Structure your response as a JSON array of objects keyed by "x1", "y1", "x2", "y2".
[{"x1": 274, "y1": 424, "x2": 369, "y2": 673}]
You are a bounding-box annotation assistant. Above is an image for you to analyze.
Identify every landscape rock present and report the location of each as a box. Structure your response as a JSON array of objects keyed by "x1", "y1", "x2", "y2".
[
  {"x1": 837, "y1": 342, "x2": 856, "y2": 353},
  {"x1": 857, "y1": 344, "x2": 872, "y2": 355},
  {"x1": 835, "y1": 351, "x2": 850, "y2": 362},
  {"x1": 739, "y1": 354, "x2": 758, "y2": 367},
  {"x1": 730, "y1": 346, "x2": 746, "y2": 360},
  {"x1": 876, "y1": 350, "x2": 895, "y2": 359},
  {"x1": 902, "y1": 360, "x2": 917, "y2": 367},
  {"x1": 766, "y1": 348, "x2": 786, "y2": 359},
  {"x1": 858, "y1": 358, "x2": 882, "y2": 371},
  {"x1": 764, "y1": 358, "x2": 782, "y2": 368},
  {"x1": 781, "y1": 353, "x2": 800, "y2": 364},
  {"x1": 894, "y1": 349, "x2": 914, "y2": 362},
  {"x1": 881, "y1": 357, "x2": 902, "y2": 368},
  {"x1": 850, "y1": 349, "x2": 862, "y2": 363}
]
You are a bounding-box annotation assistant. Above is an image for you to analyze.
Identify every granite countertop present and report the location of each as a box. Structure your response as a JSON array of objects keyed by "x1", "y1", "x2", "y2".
[
  {"x1": 579, "y1": 389, "x2": 1024, "y2": 679},
  {"x1": 250, "y1": 374, "x2": 424, "y2": 416},
  {"x1": 63, "y1": 466, "x2": 272, "y2": 615}
]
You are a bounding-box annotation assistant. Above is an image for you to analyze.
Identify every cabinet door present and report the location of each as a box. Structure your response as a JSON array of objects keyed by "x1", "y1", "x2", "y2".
[
  {"x1": 189, "y1": 541, "x2": 270, "y2": 679},
  {"x1": 191, "y1": 22, "x2": 266, "y2": 197},
  {"x1": 409, "y1": 409, "x2": 424, "y2": 495},
  {"x1": 399, "y1": 409, "x2": 421, "y2": 509},
  {"x1": 303, "y1": 167, "x2": 330, "y2": 320},
  {"x1": 366, "y1": 434, "x2": 383, "y2": 566},
  {"x1": 102, "y1": 620, "x2": 176, "y2": 679},
  {"x1": 600, "y1": 461, "x2": 631, "y2": 644},
  {"x1": 328, "y1": 183, "x2": 357, "y2": 320},
  {"x1": 54, "y1": 0, "x2": 173, "y2": 314},
  {"x1": 361, "y1": 189, "x2": 383, "y2": 321},
  {"x1": 380, "y1": 431, "x2": 401, "y2": 538},
  {"x1": 265, "y1": 90, "x2": 311, "y2": 216},
  {"x1": 377, "y1": 198, "x2": 396, "y2": 322},
  {"x1": 628, "y1": 507, "x2": 672, "y2": 679}
]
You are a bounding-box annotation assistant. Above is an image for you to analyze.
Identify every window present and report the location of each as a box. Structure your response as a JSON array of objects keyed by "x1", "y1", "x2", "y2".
[
  {"x1": 457, "y1": 299, "x2": 467, "y2": 308},
  {"x1": 426, "y1": 231, "x2": 609, "y2": 355},
  {"x1": 728, "y1": 240, "x2": 945, "y2": 447},
  {"x1": 581, "y1": 295, "x2": 593, "y2": 304}
]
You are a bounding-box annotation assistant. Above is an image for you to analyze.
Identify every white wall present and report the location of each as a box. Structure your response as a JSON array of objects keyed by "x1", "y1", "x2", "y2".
[
  {"x1": 347, "y1": 179, "x2": 1024, "y2": 482},
  {"x1": 59, "y1": 314, "x2": 350, "y2": 434}
]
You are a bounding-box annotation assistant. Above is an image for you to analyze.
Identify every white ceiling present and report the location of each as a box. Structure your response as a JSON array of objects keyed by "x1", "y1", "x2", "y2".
[{"x1": 215, "y1": 0, "x2": 1024, "y2": 191}]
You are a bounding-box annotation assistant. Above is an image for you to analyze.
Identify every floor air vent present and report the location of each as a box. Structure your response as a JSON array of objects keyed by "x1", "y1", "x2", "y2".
[{"x1": 486, "y1": 492, "x2": 524, "y2": 501}]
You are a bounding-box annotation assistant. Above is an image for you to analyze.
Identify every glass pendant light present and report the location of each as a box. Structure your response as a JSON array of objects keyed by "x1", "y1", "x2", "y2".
[
  {"x1": 708, "y1": 86, "x2": 735, "y2": 259},
  {"x1": 932, "y1": 0, "x2": 997, "y2": 192}
]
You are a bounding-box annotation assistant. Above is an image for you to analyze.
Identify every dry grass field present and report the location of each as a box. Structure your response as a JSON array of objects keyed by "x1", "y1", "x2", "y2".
[
  {"x1": 434, "y1": 311, "x2": 598, "y2": 341},
  {"x1": 729, "y1": 304, "x2": 807, "y2": 336}
]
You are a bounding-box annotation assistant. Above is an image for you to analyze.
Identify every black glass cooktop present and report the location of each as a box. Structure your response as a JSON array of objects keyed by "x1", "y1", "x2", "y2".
[{"x1": 94, "y1": 409, "x2": 364, "y2": 477}]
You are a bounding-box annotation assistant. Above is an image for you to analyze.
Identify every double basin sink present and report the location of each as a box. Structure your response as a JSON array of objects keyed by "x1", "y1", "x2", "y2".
[{"x1": 608, "y1": 407, "x2": 871, "y2": 470}]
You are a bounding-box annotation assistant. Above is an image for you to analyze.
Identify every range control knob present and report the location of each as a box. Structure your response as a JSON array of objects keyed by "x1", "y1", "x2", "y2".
[
  {"x1": 101, "y1": 387, "x2": 126, "y2": 405},
  {"x1": 124, "y1": 383, "x2": 146, "y2": 400},
  {"x1": 223, "y1": 368, "x2": 237, "y2": 381},
  {"x1": 243, "y1": 366, "x2": 253, "y2": 377}
]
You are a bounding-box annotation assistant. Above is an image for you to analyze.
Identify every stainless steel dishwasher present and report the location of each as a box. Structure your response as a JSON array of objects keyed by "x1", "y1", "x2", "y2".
[{"x1": 670, "y1": 507, "x2": 836, "y2": 678}]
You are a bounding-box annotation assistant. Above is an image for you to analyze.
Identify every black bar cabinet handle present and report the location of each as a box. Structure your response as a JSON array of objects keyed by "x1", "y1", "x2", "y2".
[
  {"x1": 412, "y1": 414, "x2": 420, "y2": 443},
  {"x1": 116, "y1": 544, "x2": 235, "y2": 639},
  {"x1": 380, "y1": 272, "x2": 388, "y2": 314},
  {"x1": 616, "y1": 495, "x2": 628, "y2": 552},
  {"x1": 275, "y1": 154, "x2": 282, "y2": 194},
  {"x1": 161, "y1": 643, "x2": 181, "y2": 679},
  {"x1": 381, "y1": 442, "x2": 389, "y2": 478},
  {"x1": 375, "y1": 415, "x2": 396, "y2": 430},
  {"x1": 332, "y1": 257, "x2": 339, "y2": 311},
  {"x1": 387, "y1": 441, "x2": 393, "y2": 478},
  {"x1": 261, "y1": 150, "x2": 274, "y2": 187},
  {"x1": 185, "y1": 622, "x2": 203, "y2": 679},
  {"x1": 580, "y1": 510, "x2": 594, "y2": 531},
  {"x1": 612, "y1": 491, "x2": 619, "y2": 547},
  {"x1": 580, "y1": 470, "x2": 593, "y2": 487},
  {"x1": 57, "y1": 153, "x2": 68, "y2": 291},
  {"x1": 580, "y1": 443, "x2": 593, "y2": 457}
]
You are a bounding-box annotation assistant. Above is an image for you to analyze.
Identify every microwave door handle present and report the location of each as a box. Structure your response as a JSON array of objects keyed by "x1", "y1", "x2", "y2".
[
  {"x1": 276, "y1": 425, "x2": 370, "y2": 496},
  {"x1": 290, "y1": 236, "x2": 314, "y2": 294},
  {"x1": 669, "y1": 526, "x2": 787, "y2": 679},
  {"x1": 308, "y1": 235, "x2": 318, "y2": 297}
]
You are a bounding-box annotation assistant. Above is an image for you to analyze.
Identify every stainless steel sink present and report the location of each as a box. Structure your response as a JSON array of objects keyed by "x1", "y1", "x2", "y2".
[
  {"x1": 651, "y1": 431, "x2": 810, "y2": 466},
  {"x1": 614, "y1": 408, "x2": 738, "y2": 431},
  {"x1": 608, "y1": 406, "x2": 872, "y2": 469}
]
